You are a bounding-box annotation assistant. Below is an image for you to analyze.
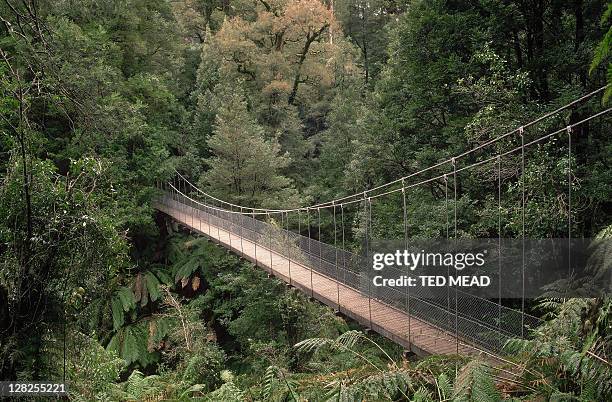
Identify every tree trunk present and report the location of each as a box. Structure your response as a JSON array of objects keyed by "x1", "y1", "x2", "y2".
[
  {"x1": 288, "y1": 25, "x2": 329, "y2": 105},
  {"x1": 362, "y1": 2, "x2": 369, "y2": 84},
  {"x1": 512, "y1": 28, "x2": 523, "y2": 69},
  {"x1": 574, "y1": 0, "x2": 587, "y2": 87},
  {"x1": 533, "y1": 0, "x2": 549, "y2": 99}
]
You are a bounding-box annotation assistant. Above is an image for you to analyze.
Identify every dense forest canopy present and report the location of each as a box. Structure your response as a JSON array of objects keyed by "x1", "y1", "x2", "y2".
[{"x1": 0, "y1": 0, "x2": 611, "y2": 400}]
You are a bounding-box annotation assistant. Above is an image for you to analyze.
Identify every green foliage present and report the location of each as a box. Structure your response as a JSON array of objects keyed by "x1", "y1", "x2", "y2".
[
  {"x1": 111, "y1": 370, "x2": 166, "y2": 401},
  {"x1": 133, "y1": 271, "x2": 164, "y2": 307},
  {"x1": 111, "y1": 287, "x2": 136, "y2": 330},
  {"x1": 261, "y1": 365, "x2": 299, "y2": 401},
  {"x1": 2, "y1": 0, "x2": 611, "y2": 399},
  {"x1": 436, "y1": 372, "x2": 452, "y2": 400},
  {"x1": 41, "y1": 331, "x2": 125, "y2": 401},
  {"x1": 296, "y1": 330, "x2": 377, "y2": 356},
  {"x1": 293, "y1": 331, "x2": 491, "y2": 401},
  {"x1": 170, "y1": 236, "x2": 225, "y2": 286},
  {"x1": 174, "y1": 253, "x2": 205, "y2": 284},
  {"x1": 590, "y1": 3, "x2": 612, "y2": 103},
  {"x1": 452, "y1": 360, "x2": 501, "y2": 402},
  {"x1": 110, "y1": 298, "x2": 125, "y2": 331},
  {"x1": 204, "y1": 381, "x2": 246, "y2": 402},
  {"x1": 504, "y1": 296, "x2": 612, "y2": 400},
  {"x1": 314, "y1": 87, "x2": 369, "y2": 200},
  {"x1": 0, "y1": 155, "x2": 129, "y2": 377},
  {"x1": 200, "y1": 83, "x2": 299, "y2": 208},
  {"x1": 107, "y1": 322, "x2": 159, "y2": 367},
  {"x1": 181, "y1": 344, "x2": 226, "y2": 390}
]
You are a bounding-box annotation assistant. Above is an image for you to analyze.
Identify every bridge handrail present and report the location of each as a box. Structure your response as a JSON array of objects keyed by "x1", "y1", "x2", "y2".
[{"x1": 160, "y1": 194, "x2": 541, "y2": 352}]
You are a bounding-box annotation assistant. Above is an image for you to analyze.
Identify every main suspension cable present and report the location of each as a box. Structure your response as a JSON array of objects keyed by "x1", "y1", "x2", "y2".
[{"x1": 173, "y1": 87, "x2": 609, "y2": 214}]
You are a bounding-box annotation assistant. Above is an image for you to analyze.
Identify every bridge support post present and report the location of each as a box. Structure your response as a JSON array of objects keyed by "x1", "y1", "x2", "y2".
[
  {"x1": 239, "y1": 207, "x2": 244, "y2": 258},
  {"x1": 267, "y1": 212, "x2": 274, "y2": 277},
  {"x1": 365, "y1": 196, "x2": 372, "y2": 330},
  {"x1": 253, "y1": 211, "x2": 258, "y2": 267},
  {"x1": 333, "y1": 202, "x2": 340, "y2": 311},
  {"x1": 286, "y1": 211, "x2": 292, "y2": 286},
  {"x1": 401, "y1": 180, "x2": 412, "y2": 348}
]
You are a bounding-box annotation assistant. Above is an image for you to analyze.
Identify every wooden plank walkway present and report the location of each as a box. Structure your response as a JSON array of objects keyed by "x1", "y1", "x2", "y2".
[{"x1": 155, "y1": 201, "x2": 498, "y2": 360}]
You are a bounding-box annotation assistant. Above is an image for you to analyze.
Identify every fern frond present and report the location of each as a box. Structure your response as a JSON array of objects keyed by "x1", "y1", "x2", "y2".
[
  {"x1": 174, "y1": 257, "x2": 202, "y2": 284},
  {"x1": 204, "y1": 382, "x2": 245, "y2": 401},
  {"x1": 145, "y1": 271, "x2": 162, "y2": 302},
  {"x1": 111, "y1": 296, "x2": 125, "y2": 330},
  {"x1": 261, "y1": 365, "x2": 299, "y2": 401},
  {"x1": 107, "y1": 323, "x2": 159, "y2": 367},
  {"x1": 117, "y1": 286, "x2": 136, "y2": 311},
  {"x1": 294, "y1": 337, "x2": 334, "y2": 354},
  {"x1": 412, "y1": 386, "x2": 433, "y2": 402},
  {"x1": 436, "y1": 373, "x2": 452, "y2": 400},
  {"x1": 121, "y1": 369, "x2": 165, "y2": 400},
  {"x1": 452, "y1": 360, "x2": 500, "y2": 402},
  {"x1": 335, "y1": 330, "x2": 366, "y2": 349},
  {"x1": 262, "y1": 365, "x2": 279, "y2": 400}
]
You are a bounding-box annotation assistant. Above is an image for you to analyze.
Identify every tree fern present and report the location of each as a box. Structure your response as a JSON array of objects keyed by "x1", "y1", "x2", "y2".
[
  {"x1": 132, "y1": 270, "x2": 164, "y2": 307},
  {"x1": 107, "y1": 322, "x2": 159, "y2": 367},
  {"x1": 174, "y1": 257, "x2": 203, "y2": 285},
  {"x1": 559, "y1": 349, "x2": 612, "y2": 398},
  {"x1": 262, "y1": 365, "x2": 278, "y2": 400},
  {"x1": 117, "y1": 286, "x2": 136, "y2": 310},
  {"x1": 107, "y1": 369, "x2": 167, "y2": 401},
  {"x1": 204, "y1": 382, "x2": 245, "y2": 401},
  {"x1": 109, "y1": 286, "x2": 137, "y2": 330},
  {"x1": 412, "y1": 386, "x2": 434, "y2": 402},
  {"x1": 295, "y1": 330, "x2": 391, "y2": 372},
  {"x1": 436, "y1": 373, "x2": 452, "y2": 400},
  {"x1": 504, "y1": 296, "x2": 611, "y2": 400},
  {"x1": 335, "y1": 330, "x2": 369, "y2": 350},
  {"x1": 167, "y1": 236, "x2": 188, "y2": 264},
  {"x1": 586, "y1": 226, "x2": 612, "y2": 283},
  {"x1": 145, "y1": 316, "x2": 174, "y2": 355},
  {"x1": 151, "y1": 264, "x2": 173, "y2": 286},
  {"x1": 294, "y1": 336, "x2": 335, "y2": 354},
  {"x1": 452, "y1": 360, "x2": 500, "y2": 402},
  {"x1": 590, "y1": 3, "x2": 612, "y2": 104},
  {"x1": 261, "y1": 365, "x2": 299, "y2": 401},
  {"x1": 346, "y1": 370, "x2": 411, "y2": 401},
  {"x1": 111, "y1": 296, "x2": 126, "y2": 330}
]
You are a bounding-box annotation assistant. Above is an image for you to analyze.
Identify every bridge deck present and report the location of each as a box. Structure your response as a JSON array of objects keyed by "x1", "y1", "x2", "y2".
[{"x1": 156, "y1": 201, "x2": 499, "y2": 360}]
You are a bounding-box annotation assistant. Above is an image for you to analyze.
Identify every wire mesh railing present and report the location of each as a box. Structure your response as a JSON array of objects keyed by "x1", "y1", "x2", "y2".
[
  {"x1": 154, "y1": 88, "x2": 611, "y2": 357},
  {"x1": 156, "y1": 189, "x2": 541, "y2": 356}
]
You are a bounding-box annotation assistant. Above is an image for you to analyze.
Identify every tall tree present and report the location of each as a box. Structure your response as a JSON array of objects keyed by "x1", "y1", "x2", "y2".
[
  {"x1": 335, "y1": 0, "x2": 398, "y2": 85},
  {"x1": 193, "y1": 0, "x2": 360, "y2": 187},
  {"x1": 201, "y1": 84, "x2": 299, "y2": 207}
]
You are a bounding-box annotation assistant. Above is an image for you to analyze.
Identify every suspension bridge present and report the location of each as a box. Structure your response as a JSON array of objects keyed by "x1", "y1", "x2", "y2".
[{"x1": 154, "y1": 87, "x2": 610, "y2": 362}]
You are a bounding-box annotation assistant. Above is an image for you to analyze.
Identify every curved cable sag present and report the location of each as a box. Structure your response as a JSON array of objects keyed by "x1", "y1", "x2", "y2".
[
  {"x1": 162, "y1": 182, "x2": 544, "y2": 352},
  {"x1": 166, "y1": 105, "x2": 610, "y2": 216},
  {"x1": 164, "y1": 182, "x2": 541, "y2": 329},
  {"x1": 172, "y1": 86, "x2": 609, "y2": 214},
  {"x1": 174, "y1": 170, "x2": 285, "y2": 212},
  {"x1": 158, "y1": 97, "x2": 611, "y2": 358},
  {"x1": 166, "y1": 182, "x2": 281, "y2": 215},
  {"x1": 333, "y1": 107, "x2": 611, "y2": 207},
  {"x1": 312, "y1": 84, "x2": 609, "y2": 208}
]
